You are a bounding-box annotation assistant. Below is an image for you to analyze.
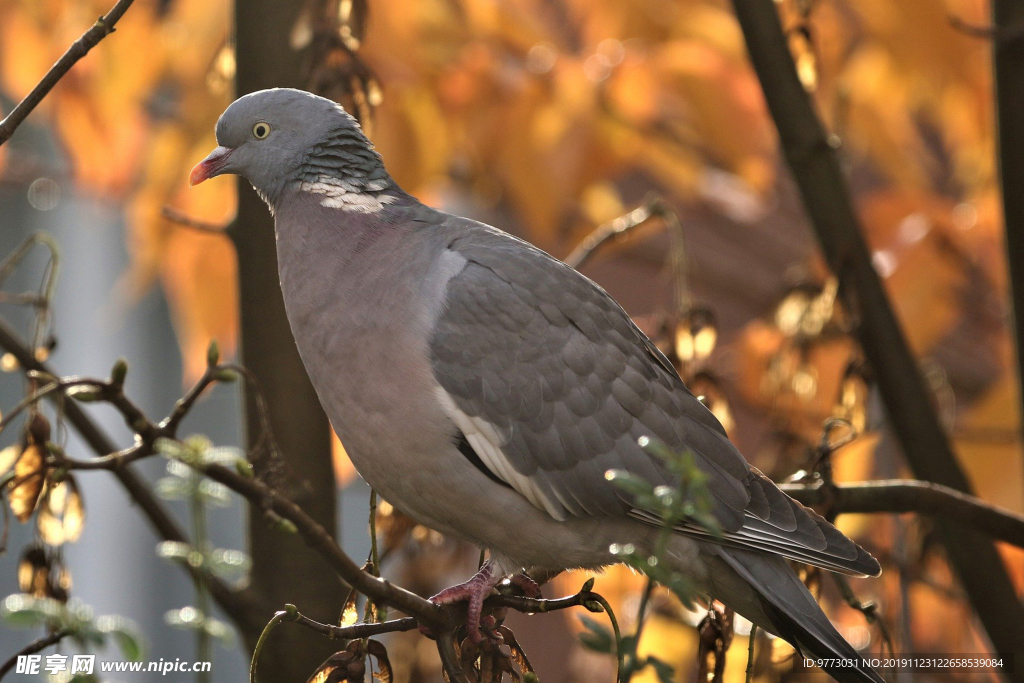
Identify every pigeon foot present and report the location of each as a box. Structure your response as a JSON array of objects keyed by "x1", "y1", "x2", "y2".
[{"x1": 428, "y1": 559, "x2": 503, "y2": 643}]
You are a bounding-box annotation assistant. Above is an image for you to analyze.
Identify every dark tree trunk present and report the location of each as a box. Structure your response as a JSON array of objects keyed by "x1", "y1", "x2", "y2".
[
  {"x1": 234, "y1": 2, "x2": 346, "y2": 680},
  {"x1": 993, "y1": 0, "x2": 1024, "y2": 464},
  {"x1": 730, "y1": 1, "x2": 1024, "y2": 675}
]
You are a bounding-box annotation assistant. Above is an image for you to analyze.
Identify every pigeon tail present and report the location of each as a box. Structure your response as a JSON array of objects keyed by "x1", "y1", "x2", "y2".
[{"x1": 698, "y1": 545, "x2": 885, "y2": 683}]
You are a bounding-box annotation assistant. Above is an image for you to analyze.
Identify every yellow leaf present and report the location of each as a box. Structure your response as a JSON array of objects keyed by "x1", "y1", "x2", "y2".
[
  {"x1": 37, "y1": 478, "x2": 85, "y2": 546},
  {"x1": 8, "y1": 444, "x2": 44, "y2": 523}
]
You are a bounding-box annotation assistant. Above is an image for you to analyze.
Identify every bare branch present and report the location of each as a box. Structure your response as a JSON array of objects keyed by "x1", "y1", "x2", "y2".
[
  {"x1": 282, "y1": 605, "x2": 417, "y2": 640},
  {"x1": 782, "y1": 479, "x2": 1024, "y2": 548},
  {"x1": 949, "y1": 14, "x2": 1024, "y2": 42},
  {"x1": 436, "y1": 632, "x2": 472, "y2": 683},
  {"x1": 564, "y1": 196, "x2": 672, "y2": 270},
  {"x1": 0, "y1": 629, "x2": 71, "y2": 681},
  {"x1": 0, "y1": 317, "x2": 262, "y2": 631},
  {"x1": 161, "y1": 207, "x2": 233, "y2": 239},
  {"x1": 0, "y1": 0, "x2": 137, "y2": 146},
  {"x1": 197, "y1": 461, "x2": 441, "y2": 625}
]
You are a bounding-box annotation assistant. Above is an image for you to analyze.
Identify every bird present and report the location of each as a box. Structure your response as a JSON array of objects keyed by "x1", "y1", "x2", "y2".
[{"x1": 191, "y1": 88, "x2": 883, "y2": 683}]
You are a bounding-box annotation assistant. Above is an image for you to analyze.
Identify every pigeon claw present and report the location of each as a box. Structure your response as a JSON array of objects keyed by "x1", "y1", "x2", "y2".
[
  {"x1": 428, "y1": 560, "x2": 503, "y2": 644},
  {"x1": 507, "y1": 572, "x2": 542, "y2": 598}
]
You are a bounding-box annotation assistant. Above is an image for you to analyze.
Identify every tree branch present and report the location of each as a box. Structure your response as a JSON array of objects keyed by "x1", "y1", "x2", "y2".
[
  {"x1": 0, "y1": 0, "x2": 136, "y2": 146},
  {"x1": 564, "y1": 197, "x2": 672, "y2": 270},
  {"x1": 781, "y1": 480, "x2": 1024, "y2": 548},
  {"x1": 197, "y1": 462, "x2": 441, "y2": 625},
  {"x1": 161, "y1": 207, "x2": 234, "y2": 240},
  {"x1": 0, "y1": 629, "x2": 72, "y2": 681},
  {"x1": 730, "y1": 0, "x2": 1024, "y2": 668},
  {"x1": 0, "y1": 317, "x2": 262, "y2": 632},
  {"x1": 286, "y1": 610, "x2": 418, "y2": 640}
]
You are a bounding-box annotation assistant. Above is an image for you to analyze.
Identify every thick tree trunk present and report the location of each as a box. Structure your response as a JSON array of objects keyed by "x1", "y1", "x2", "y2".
[
  {"x1": 234, "y1": 2, "x2": 345, "y2": 680},
  {"x1": 993, "y1": 0, "x2": 1024, "y2": 463},
  {"x1": 730, "y1": 0, "x2": 1024, "y2": 674}
]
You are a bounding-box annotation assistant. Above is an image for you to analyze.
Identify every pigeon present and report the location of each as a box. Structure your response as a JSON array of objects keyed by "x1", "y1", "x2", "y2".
[{"x1": 192, "y1": 88, "x2": 883, "y2": 683}]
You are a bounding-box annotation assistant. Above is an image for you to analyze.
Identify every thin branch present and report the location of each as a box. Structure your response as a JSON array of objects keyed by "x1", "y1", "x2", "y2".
[
  {"x1": 0, "y1": 317, "x2": 261, "y2": 631},
  {"x1": 284, "y1": 606, "x2": 417, "y2": 640},
  {"x1": 730, "y1": 0, "x2": 1024, "y2": 666},
  {"x1": 436, "y1": 633, "x2": 472, "y2": 683},
  {"x1": 745, "y1": 625, "x2": 757, "y2": 683},
  {"x1": 161, "y1": 207, "x2": 234, "y2": 239},
  {"x1": 0, "y1": 629, "x2": 72, "y2": 681},
  {"x1": 564, "y1": 197, "x2": 673, "y2": 270},
  {"x1": 487, "y1": 589, "x2": 604, "y2": 615},
  {"x1": 197, "y1": 461, "x2": 441, "y2": 625},
  {"x1": 949, "y1": 14, "x2": 1024, "y2": 42},
  {"x1": 0, "y1": 0, "x2": 137, "y2": 146},
  {"x1": 781, "y1": 479, "x2": 1024, "y2": 548}
]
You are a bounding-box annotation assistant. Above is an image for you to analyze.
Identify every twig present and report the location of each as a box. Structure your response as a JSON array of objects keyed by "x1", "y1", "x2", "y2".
[
  {"x1": 0, "y1": 317, "x2": 260, "y2": 631},
  {"x1": 0, "y1": 0, "x2": 137, "y2": 146},
  {"x1": 436, "y1": 632, "x2": 472, "y2": 683},
  {"x1": 197, "y1": 462, "x2": 440, "y2": 625},
  {"x1": 831, "y1": 573, "x2": 896, "y2": 677},
  {"x1": 949, "y1": 14, "x2": 1024, "y2": 42},
  {"x1": 287, "y1": 605, "x2": 417, "y2": 640},
  {"x1": 729, "y1": 0, "x2": 1024, "y2": 667},
  {"x1": 249, "y1": 610, "x2": 287, "y2": 683},
  {"x1": 161, "y1": 207, "x2": 233, "y2": 239},
  {"x1": 488, "y1": 589, "x2": 605, "y2": 615},
  {"x1": 781, "y1": 479, "x2": 1024, "y2": 548},
  {"x1": 0, "y1": 629, "x2": 72, "y2": 681},
  {"x1": 564, "y1": 197, "x2": 673, "y2": 270},
  {"x1": 745, "y1": 625, "x2": 757, "y2": 683}
]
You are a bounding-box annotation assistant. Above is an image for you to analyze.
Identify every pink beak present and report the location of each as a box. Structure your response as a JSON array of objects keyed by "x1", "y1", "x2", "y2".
[{"x1": 189, "y1": 146, "x2": 234, "y2": 186}]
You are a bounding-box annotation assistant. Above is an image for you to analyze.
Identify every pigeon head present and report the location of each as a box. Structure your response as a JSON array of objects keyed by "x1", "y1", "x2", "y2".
[{"x1": 191, "y1": 88, "x2": 394, "y2": 210}]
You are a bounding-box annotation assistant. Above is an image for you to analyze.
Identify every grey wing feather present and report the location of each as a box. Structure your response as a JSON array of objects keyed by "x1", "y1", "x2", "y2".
[{"x1": 430, "y1": 220, "x2": 879, "y2": 577}]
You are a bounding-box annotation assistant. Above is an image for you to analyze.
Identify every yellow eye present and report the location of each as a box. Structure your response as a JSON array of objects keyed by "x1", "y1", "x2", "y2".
[{"x1": 252, "y1": 122, "x2": 271, "y2": 139}]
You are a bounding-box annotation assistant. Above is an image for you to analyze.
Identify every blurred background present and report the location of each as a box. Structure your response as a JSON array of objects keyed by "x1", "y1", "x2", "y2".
[{"x1": 0, "y1": 0, "x2": 1022, "y2": 681}]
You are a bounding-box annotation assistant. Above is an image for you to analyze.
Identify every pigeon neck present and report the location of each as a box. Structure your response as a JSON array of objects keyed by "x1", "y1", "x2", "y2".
[{"x1": 291, "y1": 125, "x2": 402, "y2": 214}]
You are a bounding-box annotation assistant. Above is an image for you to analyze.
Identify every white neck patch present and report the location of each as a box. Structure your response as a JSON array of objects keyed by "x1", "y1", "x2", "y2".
[{"x1": 300, "y1": 176, "x2": 399, "y2": 213}]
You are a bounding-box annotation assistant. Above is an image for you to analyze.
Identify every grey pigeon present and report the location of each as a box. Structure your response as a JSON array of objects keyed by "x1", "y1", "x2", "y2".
[{"x1": 192, "y1": 88, "x2": 883, "y2": 683}]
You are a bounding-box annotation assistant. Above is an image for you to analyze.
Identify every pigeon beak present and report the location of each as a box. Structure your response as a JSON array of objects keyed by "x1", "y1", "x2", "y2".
[{"x1": 189, "y1": 146, "x2": 234, "y2": 186}]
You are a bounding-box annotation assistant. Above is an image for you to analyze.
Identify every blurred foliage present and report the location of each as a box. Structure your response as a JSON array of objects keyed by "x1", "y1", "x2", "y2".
[
  {"x1": 1, "y1": 593, "x2": 146, "y2": 662},
  {"x1": 155, "y1": 436, "x2": 247, "y2": 656}
]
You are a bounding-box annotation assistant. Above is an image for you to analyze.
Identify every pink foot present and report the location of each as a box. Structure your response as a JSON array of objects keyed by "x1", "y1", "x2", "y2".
[{"x1": 429, "y1": 560, "x2": 503, "y2": 643}]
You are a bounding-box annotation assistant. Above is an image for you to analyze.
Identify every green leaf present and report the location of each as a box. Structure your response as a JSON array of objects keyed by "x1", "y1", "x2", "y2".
[
  {"x1": 645, "y1": 655, "x2": 675, "y2": 683},
  {"x1": 604, "y1": 470, "x2": 654, "y2": 498},
  {"x1": 155, "y1": 438, "x2": 184, "y2": 460},
  {"x1": 203, "y1": 446, "x2": 244, "y2": 467},
  {"x1": 204, "y1": 617, "x2": 235, "y2": 647},
  {"x1": 96, "y1": 615, "x2": 146, "y2": 661},
  {"x1": 207, "y1": 548, "x2": 251, "y2": 580},
  {"x1": 198, "y1": 480, "x2": 232, "y2": 507},
  {"x1": 577, "y1": 615, "x2": 614, "y2": 654},
  {"x1": 164, "y1": 606, "x2": 204, "y2": 630},
  {"x1": 214, "y1": 369, "x2": 238, "y2": 383},
  {"x1": 207, "y1": 340, "x2": 220, "y2": 367},
  {"x1": 110, "y1": 359, "x2": 128, "y2": 386},
  {"x1": 156, "y1": 541, "x2": 192, "y2": 560},
  {"x1": 0, "y1": 594, "x2": 50, "y2": 628},
  {"x1": 65, "y1": 386, "x2": 104, "y2": 402},
  {"x1": 154, "y1": 476, "x2": 191, "y2": 501}
]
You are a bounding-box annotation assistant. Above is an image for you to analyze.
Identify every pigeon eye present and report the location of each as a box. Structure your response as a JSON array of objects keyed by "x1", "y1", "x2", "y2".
[{"x1": 252, "y1": 122, "x2": 271, "y2": 139}]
